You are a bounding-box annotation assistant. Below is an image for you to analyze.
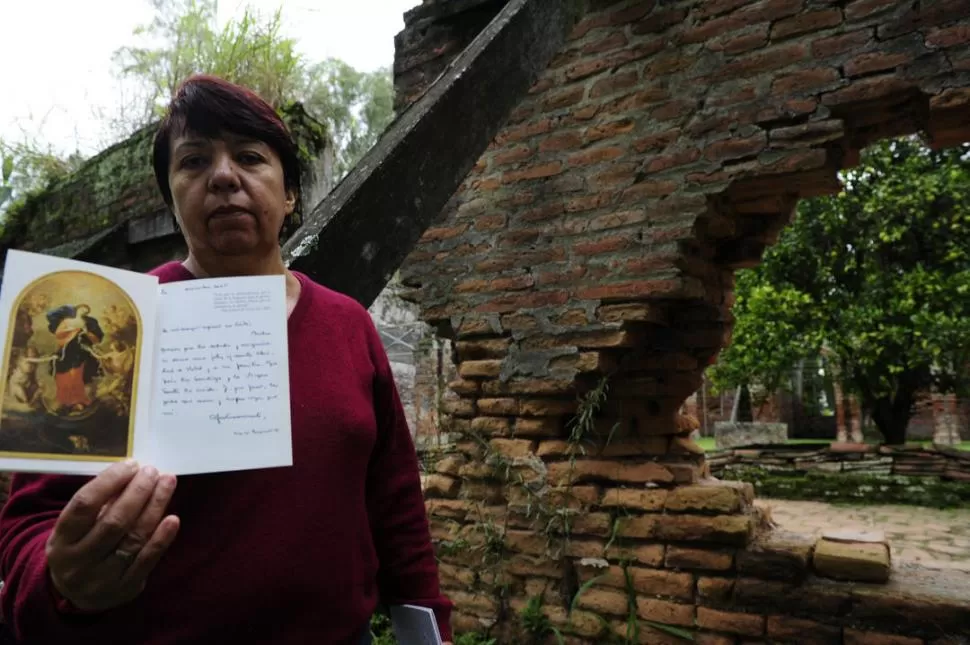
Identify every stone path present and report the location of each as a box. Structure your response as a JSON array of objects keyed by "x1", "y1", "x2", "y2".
[{"x1": 755, "y1": 499, "x2": 970, "y2": 572}]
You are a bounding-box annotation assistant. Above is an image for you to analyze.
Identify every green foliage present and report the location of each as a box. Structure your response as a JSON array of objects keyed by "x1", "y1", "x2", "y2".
[
  {"x1": 0, "y1": 138, "x2": 85, "y2": 219},
  {"x1": 111, "y1": 0, "x2": 395, "y2": 178},
  {"x1": 454, "y1": 634, "x2": 497, "y2": 645},
  {"x1": 710, "y1": 137, "x2": 970, "y2": 444},
  {"x1": 719, "y1": 466, "x2": 970, "y2": 508},
  {"x1": 519, "y1": 595, "x2": 564, "y2": 644}
]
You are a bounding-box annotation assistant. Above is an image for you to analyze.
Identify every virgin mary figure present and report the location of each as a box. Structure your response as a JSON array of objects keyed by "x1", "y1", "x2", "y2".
[{"x1": 45, "y1": 304, "x2": 104, "y2": 413}]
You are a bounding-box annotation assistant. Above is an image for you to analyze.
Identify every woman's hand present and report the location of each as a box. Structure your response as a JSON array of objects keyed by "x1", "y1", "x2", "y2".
[{"x1": 45, "y1": 460, "x2": 180, "y2": 611}]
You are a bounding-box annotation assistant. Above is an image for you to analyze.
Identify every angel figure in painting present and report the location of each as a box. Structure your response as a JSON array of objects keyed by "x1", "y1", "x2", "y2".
[
  {"x1": 45, "y1": 303, "x2": 105, "y2": 413},
  {"x1": 6, "y1": 346, "x2": 58, "y2": 409},
  {"x1": 89, "y1": 340, "x2": 135, "y2": 415}
]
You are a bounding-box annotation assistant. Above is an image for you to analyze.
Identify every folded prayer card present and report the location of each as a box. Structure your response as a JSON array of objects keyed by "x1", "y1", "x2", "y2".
[
  {"x1": 390, "y1": 604, "x2": 444, "y2": 645},
  {"x1": 0, "y1": 250, "x2": 292, "y2": 476}
]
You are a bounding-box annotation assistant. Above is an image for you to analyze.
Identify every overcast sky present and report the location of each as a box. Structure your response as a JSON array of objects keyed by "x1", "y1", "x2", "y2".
[{"x1": 0, "y1": 0, "x2": 416, "y2": 157}]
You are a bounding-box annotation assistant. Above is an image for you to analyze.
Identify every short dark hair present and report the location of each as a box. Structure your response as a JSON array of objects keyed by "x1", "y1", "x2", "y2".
[{"x1": 152, "y1": 75, "x2": 302, "y2": 213}]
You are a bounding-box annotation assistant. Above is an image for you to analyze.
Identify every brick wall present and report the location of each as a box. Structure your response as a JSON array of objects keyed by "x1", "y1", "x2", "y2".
[{"x1": 396, "y1": 0, "x2": 970, "y2": 641}]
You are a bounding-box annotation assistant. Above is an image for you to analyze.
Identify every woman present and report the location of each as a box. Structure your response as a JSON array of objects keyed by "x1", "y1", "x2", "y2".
[{"x1": 0, "y1": 75, "x2": 453, "y2": 644}]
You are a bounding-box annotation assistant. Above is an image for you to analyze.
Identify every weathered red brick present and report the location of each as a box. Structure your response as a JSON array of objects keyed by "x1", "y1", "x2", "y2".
[
  {"x1": 696, "y1": 607, "x2": 765, "y2": 636},
  {"x1": 813, "y1": 28, "x2": 872, "y2": 58},
  {"x1": 565, "y1": 192, "x2": 616, "y2": 213},
  {"x1": 576, "y1": 587, "x2": 628, "y2": 616},
  {"x1": 845, "y1": 0, "x2": 897, "y2": 21},
  {"x1": 705, "y1": 133, "x2": 767, "y2": 162},
  {"x1": 589, "y1": 209, "x2": 647, "y2": 231},
  {"x1": 844, "y1": 630, "x2": 923, "y2": 645},
  {"x1": 655, "y1": 515, "x2": 753, "y2": 545},
  {"x1": 697, "y1": 576, "x2": 735, "y2": 604},
  {"x1": 590, "y1": 70, "x2": 640, "y2": 98},
  {"x1": 501, "y1": 161, "x2": 563, "y2": 184},
  {"x1": 696, "y1": 0, "x2": 750, "y2": 19},
  {"x1": 586, "y1": 117, "x2": 636, "y2": 143},
  {"x1": 707, "y1": 24, "x2": 769, "y2": 55},
  {"x1": 665, "y1": 545, "x2": 735, "y2": 571},
  {"x1": 683, "y1": 0, "x2": 801, "y2": 43},
  {"x1": 492, "y1": 144, "x2": 534, "y2": 166},
  {"x1": 582, "y1": 31, "x2": 628, "y2": 56},
  {"x1": 539, "y1": 130, "x2": 584, "y2": 152},
  {"x1": 601, "y1": 488, "x2": 668, "y2": 511},
  {"x1": 633, "y1": 129, "x2": 681, "y2": 153},
  {"x1": 573, "y1": 235, "x2": 632, "y2": 256},
  {"x1": 598, "y1": 87, "x2": 671, "y2": 115},
  {"x1": 588, "y1": 163, "x2": 638, "y2": 190},
  {"x1": 513, "y1": 416, "x2": 562, "y2": 438},
  {"x1": 721, "y1": 42, "x2": 810, "y2": 78},
  {"x1": 495, "y1": 117, "x2": 556, "y2": 145},
  {"x1": 547, "y1": 460, "x2": 674, "y2": 486},
  {"x1": 473, "y1": 214, "x2": 507, "y2": 231},
  {"x1": 637, "y1": 598, "x2": 695, "y2": 626},
  {"x1": 454, "y1": 275, "x2": 533, "y2": 293},
  {"x1": 652, "y1": 99, "x2": 698, "y2": 122},
  {"x1": 607, "y1": 0, "x2": 657, "y2": 25},
  {"x1": 767, "y1": 616, "x2": 841, "y2": 644},
  {"x1": 771, "y1": 67, "x2": 841, "y2": 95},
  {"x1": 423, "y1": 474, "x2": 461, "y2": 498},
  {"x1": 421, "y1": 224, "x2": 469, "y2": 241},
  {"x1": 771, "y1": 8, "x2": 843, "y2": 40},
  {"x1": 927, "y1": 24, "x2": 970, "y2": 48},
  {"x1": 620, "y1": 179, "x2": 678, "y2": 201},
  {"x1": 844, "y1": 51, "x2": 912, "y2": 77},
  {"x1": 577, "y1": 279, "x2": 689, "y2": 301},
  {"x1": 822, "y1": 74, "x2": 915, "y2": 106},
  {"x1": 518, "y1": 399, "x2": 576, "y2": 416},
  {"x1": 632, "y1": 6, "x2": 687, "y2": 34},
  {"x1": 568, "y1": 145, "x2": 626, "y2": 167},
  {"x1": 645, "y1": 148, "x2": 702, "y2": 173},
  {"x1": 543, "y1": 85, "x2": 586, "y2": 110},
  {"x1": 474, "y1": 290, "x2": 570, "y2": 314},
  {"x1": 707, "y1": 85, "x2": 760, "y2": 108}
]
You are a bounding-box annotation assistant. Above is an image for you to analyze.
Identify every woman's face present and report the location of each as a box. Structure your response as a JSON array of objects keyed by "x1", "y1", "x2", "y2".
[{"x1": 167, "y1": 130, "x2": 295, "y2": 260}]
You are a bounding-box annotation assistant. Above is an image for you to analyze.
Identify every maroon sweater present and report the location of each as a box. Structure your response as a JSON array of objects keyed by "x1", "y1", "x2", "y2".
[{"x1": 0, "y1": 262, "x2": 452, "y2": 644}]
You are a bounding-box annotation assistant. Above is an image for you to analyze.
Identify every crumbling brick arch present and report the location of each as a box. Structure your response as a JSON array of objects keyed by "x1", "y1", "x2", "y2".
[{"x1": 397, "y1": 0, "x2": 970, "y2": 641}]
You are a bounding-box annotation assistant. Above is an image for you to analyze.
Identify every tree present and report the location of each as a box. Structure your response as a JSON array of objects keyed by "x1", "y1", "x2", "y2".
[
  {"x1": 0, "y1": 137, "x2": 85, "y2": 219},
  {"x1": 710, "y1": 137, "x2": 970, "y2": 444},
  {"x1": 111, "y1": 0, "x2": 394, "y2": 177}
]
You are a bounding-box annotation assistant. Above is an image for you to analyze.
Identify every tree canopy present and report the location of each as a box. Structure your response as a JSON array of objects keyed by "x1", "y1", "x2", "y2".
[
  {"x1": 112, "y1": 0, "x2": 395, "y2": 179},
  {"x1": 710, "y1": 137, "x2": 970, "y2": 444}
]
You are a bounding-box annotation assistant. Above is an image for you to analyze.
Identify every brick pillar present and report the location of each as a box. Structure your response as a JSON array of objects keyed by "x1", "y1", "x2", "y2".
[
  {"x1": 932, "y1": 393, "x2": 961, "y2": 446},
  {"x1": 424, "y1": 341, "x2": 763, "y2": 639}
]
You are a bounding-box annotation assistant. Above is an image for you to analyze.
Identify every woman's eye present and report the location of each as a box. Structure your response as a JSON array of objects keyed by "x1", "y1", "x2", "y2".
[
  {"x1": 238, "y1": 151, "x2": 264, "y2": 164},
  {"x1": 179, "y1": 155, "x2": 206, "y2": 169}
]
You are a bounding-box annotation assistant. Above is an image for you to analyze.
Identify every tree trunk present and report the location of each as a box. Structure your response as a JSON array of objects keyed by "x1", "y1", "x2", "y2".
[{"x1": 869, "y1": 384, "x2": 918, "y2": 445}]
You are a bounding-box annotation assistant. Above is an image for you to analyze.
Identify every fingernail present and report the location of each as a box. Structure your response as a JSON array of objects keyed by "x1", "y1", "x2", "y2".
[
  {"x1": 142, "y1": 465, "x2": 158, "y2": 478},
  {"x1": 160, "y1": 474, "x2": 177, "y2": 490},
  {"x1": 123, "y1": 459, "x2": 139, "y2": 471}
]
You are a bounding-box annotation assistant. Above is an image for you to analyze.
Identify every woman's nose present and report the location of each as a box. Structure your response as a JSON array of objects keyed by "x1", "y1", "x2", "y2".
[{"x1": 208, "y1": 154, "x2": 240, "y2": 192}]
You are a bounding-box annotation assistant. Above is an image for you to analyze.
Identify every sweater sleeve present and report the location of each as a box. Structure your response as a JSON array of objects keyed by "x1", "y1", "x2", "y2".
[
  {"x1": 0, "y1": 472, "x2": 119, "y2": 643},
  {"x1": 363, "y1": 320, "x2": 453, "y2": 641}
]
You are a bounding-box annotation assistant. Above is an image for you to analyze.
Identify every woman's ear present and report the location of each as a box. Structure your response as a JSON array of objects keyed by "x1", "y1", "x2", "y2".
[{"x1": 284, "y1": 190, "x2": 297, "y2": 215}]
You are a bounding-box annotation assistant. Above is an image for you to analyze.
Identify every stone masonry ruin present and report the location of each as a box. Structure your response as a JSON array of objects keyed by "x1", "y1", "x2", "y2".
[{"x1": 394, "y1": 0, "x2": 970, "y2": 642}]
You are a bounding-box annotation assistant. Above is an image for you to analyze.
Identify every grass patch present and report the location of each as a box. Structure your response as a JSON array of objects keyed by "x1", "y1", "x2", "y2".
[
  {"x1": 694, "y1": 437, "x2": 970, "y2": 452},
  {"x1": 719, "y1": 466, "x2": 970, "y2": 509}
]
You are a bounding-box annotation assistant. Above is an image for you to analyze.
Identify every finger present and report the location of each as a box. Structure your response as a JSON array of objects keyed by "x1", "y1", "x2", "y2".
[
  {"x1": 53, "y1": 460, "x2": 140, "y2": 544},
  {"x1": 116, "y1": 474, "x2": 177, "y2": 556},
  {"x1": 77, "y1": 465, "x2": 159, "y2": 560},
  {"x1": 121, "y1": 515, "x2": 180, "y2": 586}
]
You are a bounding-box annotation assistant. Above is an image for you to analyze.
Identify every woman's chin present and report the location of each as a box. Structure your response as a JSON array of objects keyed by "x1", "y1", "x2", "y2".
[{"x1": 208, "y1": 232, "x2": 266, "y2": 256}]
